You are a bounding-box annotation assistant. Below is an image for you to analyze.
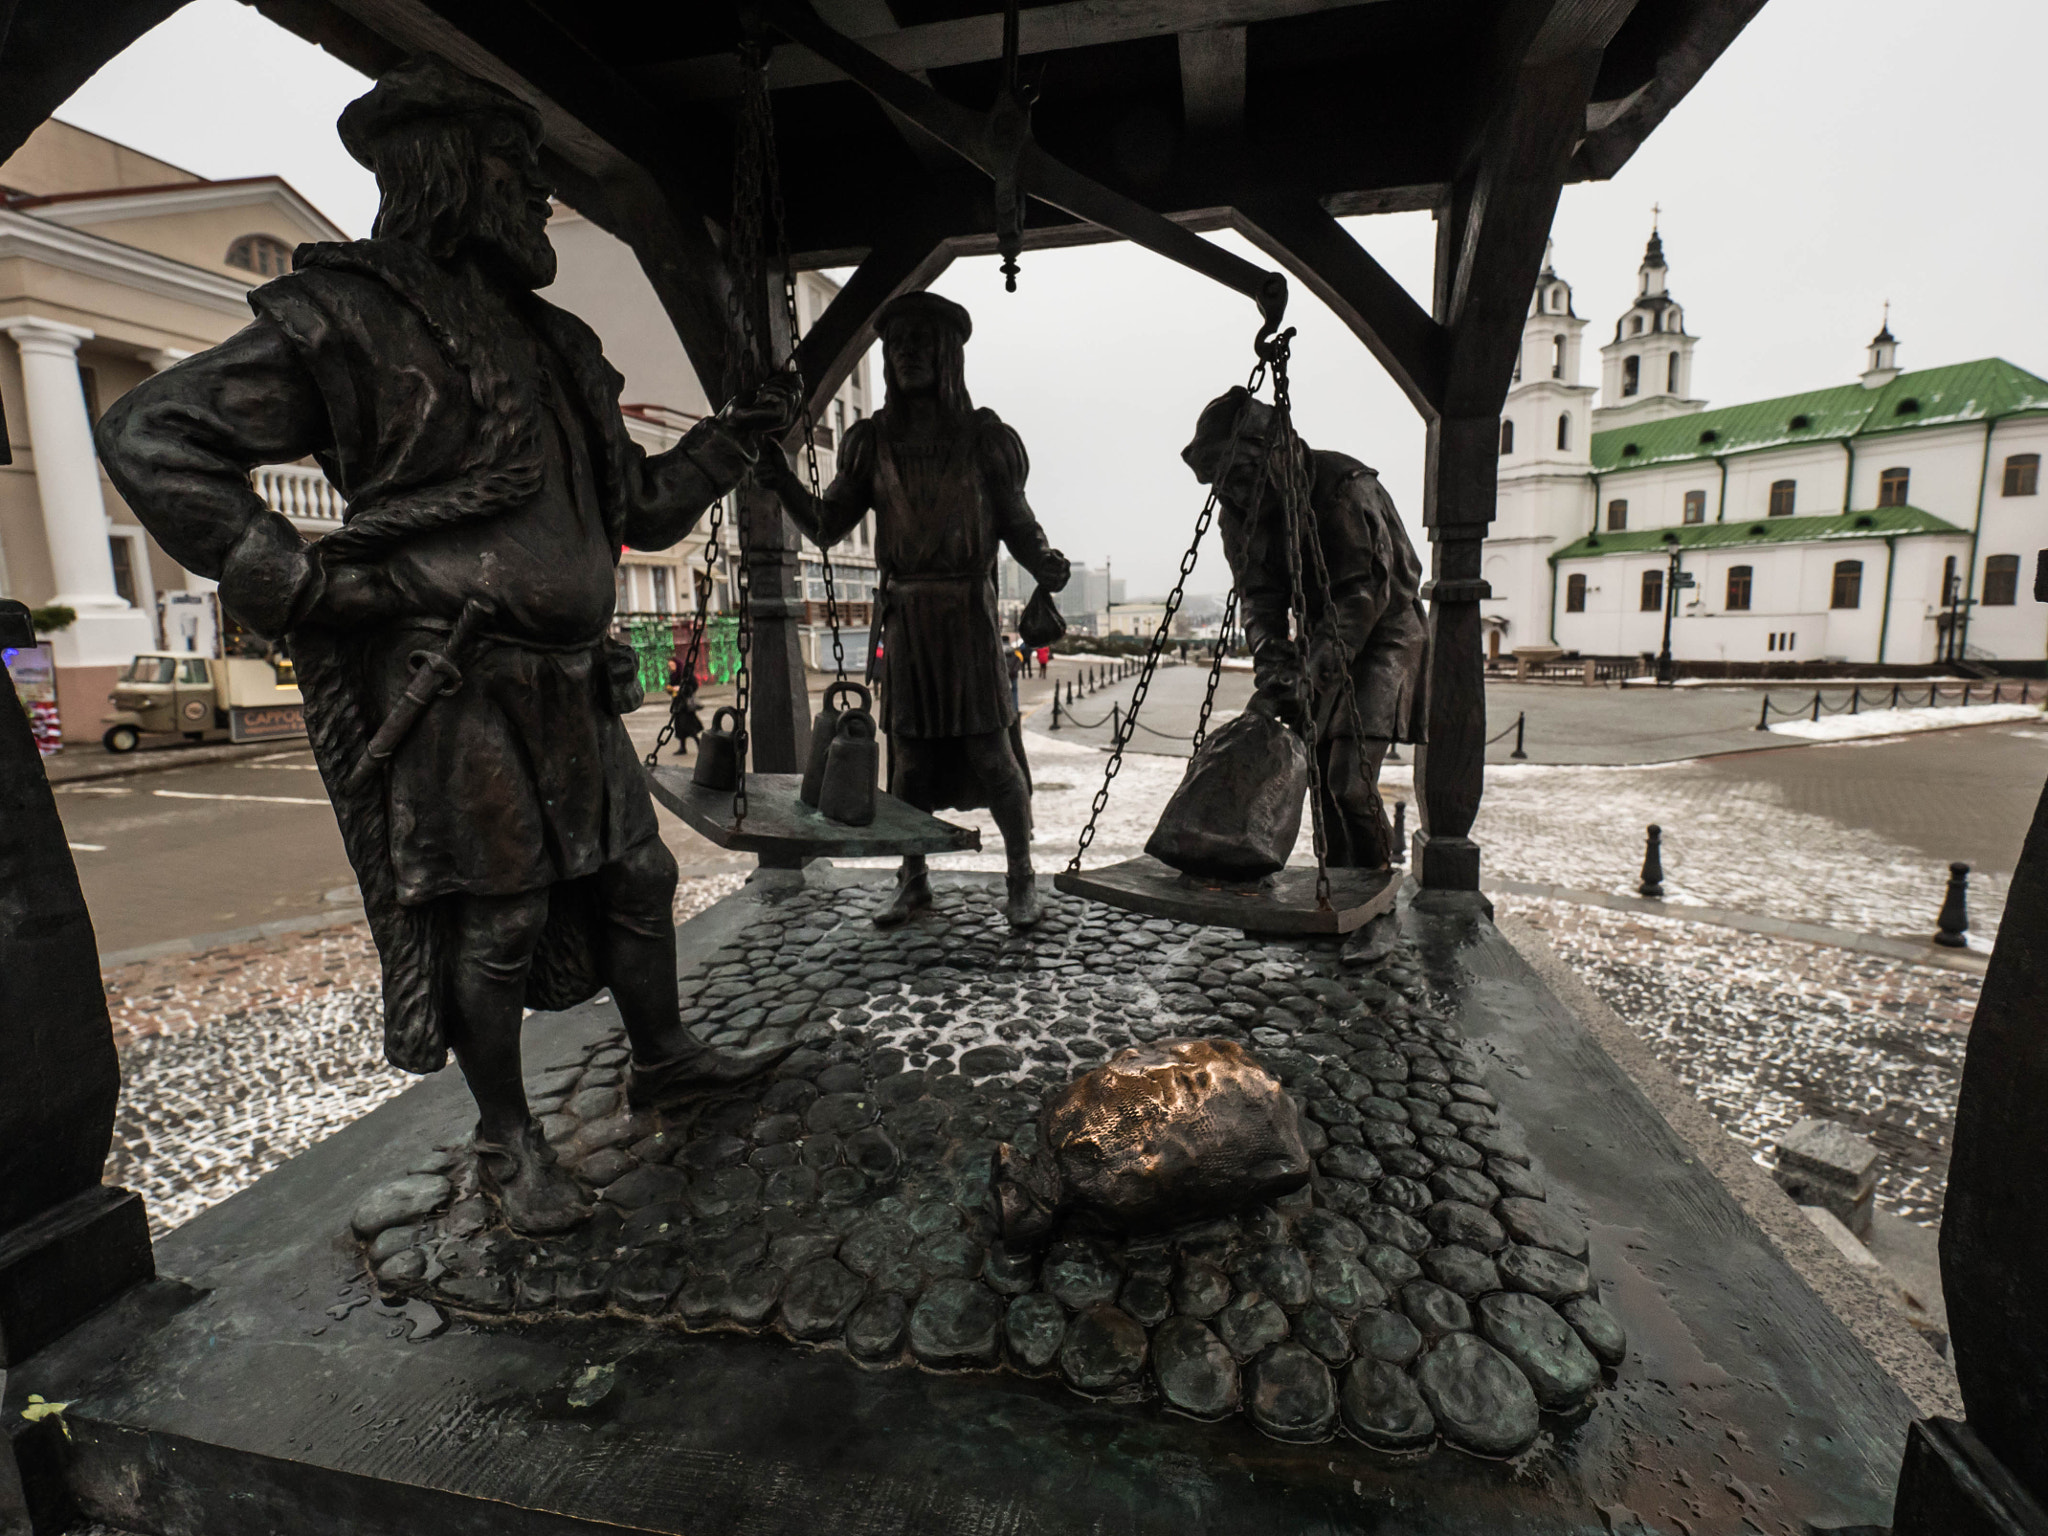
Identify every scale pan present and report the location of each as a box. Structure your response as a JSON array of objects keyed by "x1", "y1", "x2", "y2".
[
  {"x1": 647, "y1": 767, "x2": 981, "y2": 861},
  {"x1": 1054, "y1": 856, "x2": 1397, "y2": 936}
]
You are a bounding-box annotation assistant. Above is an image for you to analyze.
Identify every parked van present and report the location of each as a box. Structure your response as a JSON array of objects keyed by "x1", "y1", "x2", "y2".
[{"x1": 102, "y1": 652, "x2": 305, "y2": 753}]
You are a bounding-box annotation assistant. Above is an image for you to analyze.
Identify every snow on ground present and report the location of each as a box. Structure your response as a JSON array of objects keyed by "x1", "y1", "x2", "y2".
[
  {"x1": 1508, "y1": 895, "x2": 1974, "y2": 1225},
  {"x1": 1768, "y1": 702, "x2": 2043, "y2": 742},
  {"x1": 915, "y1": 730, "x2": 2005, "y2": 943}
]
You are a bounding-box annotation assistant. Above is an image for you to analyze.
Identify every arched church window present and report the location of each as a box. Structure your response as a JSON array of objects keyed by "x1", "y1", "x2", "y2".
[
  {"x1": 1499, "y1": 419, "x2": 1514, "y2": 456},
  {"x1": 1683, "y1": 490, "x2": 1706, "y2": 524},
  {"x1": 1667, "y1": 353, "x2": 1680, "y2": 392},
  {"x1": 226, "y1": 234, "x2": 294, "y2": 276},
  {"x1": 1768, "y1": 480, "x2": 1796, "y2": 518},
  {"x1": 1557, "y1": 413, "x2": 1572, "y2": 451},
  {"x1": 2004, "y1": 454, "x2": 2039, "y2": 496},
  {"x1": 1549, "y1": 285, "x2": 1565, "y2": 312},
  {"x1": 1631, "y1": 315, "x2": 1645, "y2": 336},
  {"x1": 1640, "y1": 569, "x2": 1664, "y2": 612},
  {"x1": 1565, "y1": 573, "x2": 1587, "y2": 612},
  {"x1": 1830, "y1": 560, "x2": 1863, "y2": 609},
  {"x1": 1607, "y1": 499, "x2": 1627, "y2": 531},
  {"x1": 1621, "y1": 356, "x2": 1640, "y2": 397},
  {"x1": 1726, "y1": 565, "x2": 1752, "y2": 610},
  {"x1": 1878, "y1": 467, "x2": 1910, "y2": 506},
  {"x1": 1552, "y1": 336, "x2": 1566, "y2": 378}
]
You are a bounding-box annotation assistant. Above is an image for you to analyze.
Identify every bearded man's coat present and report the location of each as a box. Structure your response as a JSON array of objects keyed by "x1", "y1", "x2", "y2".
[{"x1": 96, "y1": 237, "x2": 753, "y2": 1074}]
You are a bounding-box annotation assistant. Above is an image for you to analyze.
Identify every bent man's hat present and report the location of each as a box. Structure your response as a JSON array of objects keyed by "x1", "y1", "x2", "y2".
[
  {"x1": 339, "y1": 55, "x2": 543, "y2": 169},
  {"x1": 1182, "y1": 386, "x2": 1276, "y2": 485},
  {"x1": 874, "y1": 290, "x2": 973, "y2": 345}
]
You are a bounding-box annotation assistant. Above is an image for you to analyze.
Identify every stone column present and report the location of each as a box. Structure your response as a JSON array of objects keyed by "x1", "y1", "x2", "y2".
[{"x1": 6, "y1": 317, "x2": 154, "y2": 666}]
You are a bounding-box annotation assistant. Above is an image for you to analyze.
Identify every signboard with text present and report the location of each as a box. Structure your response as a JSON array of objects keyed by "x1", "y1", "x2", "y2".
[{"x1": 229, "y1": 703, "x2": 307, "y2": 743}]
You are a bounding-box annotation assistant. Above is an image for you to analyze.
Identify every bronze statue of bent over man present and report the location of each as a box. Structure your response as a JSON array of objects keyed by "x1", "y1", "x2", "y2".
[
  {"x1": 94, "y1": 57, "x2": 797, "y2": 1235},
  {"x1": 760, "y1": 292, "x2": 1070, "y2": 930}
]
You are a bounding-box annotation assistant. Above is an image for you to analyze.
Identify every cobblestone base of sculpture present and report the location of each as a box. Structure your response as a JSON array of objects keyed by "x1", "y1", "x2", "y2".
[{"x1": 352, "y1": 882, "x2": 1625, "y2": 1455}]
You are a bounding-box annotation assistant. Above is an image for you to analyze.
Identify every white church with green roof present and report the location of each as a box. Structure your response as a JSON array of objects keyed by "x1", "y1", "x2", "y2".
[{"x1": 1486, "y1": 230, "x2": 2048, "y2": 667}]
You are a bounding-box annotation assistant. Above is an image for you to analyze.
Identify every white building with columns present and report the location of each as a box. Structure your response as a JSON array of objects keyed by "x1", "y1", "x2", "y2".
[
  {"x1": 1484, "y1": 231, "x2": 2048, "y2": 668},
  {"x1": 0, "y1": 119, "x2": 345, "y2": 735},
  {"x1": 0, "y1": 121, "x2": 878, "y2": 739}
]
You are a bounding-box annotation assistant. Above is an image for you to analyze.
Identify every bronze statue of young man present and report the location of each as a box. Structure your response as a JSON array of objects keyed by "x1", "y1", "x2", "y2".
[
  {"x1": 758, "y1": 292, "x2": 1069, "y2": 929},
  {"x1": 1182, "y1": 388, "x2": 1426, "y2": 867},
  {"x1": 95, "y1": 57, "x2": 797, "y2": 1235}
]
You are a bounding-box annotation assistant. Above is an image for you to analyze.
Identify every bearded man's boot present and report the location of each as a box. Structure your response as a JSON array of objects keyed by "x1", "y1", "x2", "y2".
[{"x1": 474, "y1": 1120, "x2": 590, "y2": 1236}]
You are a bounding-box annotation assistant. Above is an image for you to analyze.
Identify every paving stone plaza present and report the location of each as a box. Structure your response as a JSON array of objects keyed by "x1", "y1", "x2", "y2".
[
  {"x1": 54, "y1": 698, "x2": 2027, "y2": 1536},
  {"x1": 345, "y1": 880, "x2": 1621, "y2": 1455}
]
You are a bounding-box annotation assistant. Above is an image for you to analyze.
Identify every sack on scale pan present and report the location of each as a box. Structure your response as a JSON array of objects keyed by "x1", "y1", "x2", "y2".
[{"x1": 1145, "y1": 707, "x2": 1306, "y2": 880}]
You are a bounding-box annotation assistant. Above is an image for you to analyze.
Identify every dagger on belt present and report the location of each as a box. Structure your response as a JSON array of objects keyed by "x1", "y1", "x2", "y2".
[{"x1": 343, "y1": 598, "x2": 495, "y2": 794}]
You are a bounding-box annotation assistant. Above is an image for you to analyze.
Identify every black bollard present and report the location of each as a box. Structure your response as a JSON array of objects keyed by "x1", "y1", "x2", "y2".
[
  {"x1": 1050, "y1": 695, "x2": 1061, "y2": 731},
  {"x1": 1757, "y1": 695, "x2": 1771, "y2": 730},
  {"x1": 1111, "y1": 701, "x2": 1121, "y2": 738},
  {"x1": 1935, "y1": 862, "x2": 1971, "y2": 948},
  {"x1": 1511, "y1": 711, "x2": 1528, "y2": 760},
  {"x1": 1392, "y1": 800, "x2": 1406, "y2": 864},
  {"x1": 1639, "y1": 824, "x2": 1665, "y2": 899}
]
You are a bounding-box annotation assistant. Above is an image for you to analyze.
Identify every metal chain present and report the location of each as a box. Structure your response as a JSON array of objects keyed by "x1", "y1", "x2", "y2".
[
  {"x1": 1266, "y1": 333, "x2": 1333, "y2": 908},
  {"x1": 1068, "y1": 352, "x2": 1270, "y2": 873},
  {"x1": 643, "y1": 496, "x2": 729, "y2": 767},
  {"x1": 1189, "y1": 587, "x2": 1238, "y2": 757}
]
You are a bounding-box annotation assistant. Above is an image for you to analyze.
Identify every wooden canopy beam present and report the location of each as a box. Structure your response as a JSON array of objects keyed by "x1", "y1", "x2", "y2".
[
  {"x1": 653, "y1": 0, "x2": 1392, "y2": 97},
  {"x1": 1408, "y1": 0, "x2": 1635, "y2": 893},
  {"x1": 327, "y1": 0, "x2": 738, "y2": 394},
  {"x1": 751, "y1": 0, "x2": 1288, "y2": 329},
  {"x1": 1178, "y1": 26, "x2": 1247, "y2": 137},
  {"x1": 1228, "y1": 198, "x2": 1445, "y2": 417}
]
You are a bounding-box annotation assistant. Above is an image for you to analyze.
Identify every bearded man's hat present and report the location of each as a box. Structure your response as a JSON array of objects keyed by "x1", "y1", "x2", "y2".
[
  {"x1": 874, "y1": 291, "x2": 973, "y2": 345},
  {"x1": 339, "y1": 55, "x2": 542, "y2": 169}
]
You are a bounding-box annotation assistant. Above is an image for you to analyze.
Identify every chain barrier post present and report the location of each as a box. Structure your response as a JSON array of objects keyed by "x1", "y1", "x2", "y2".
[
  {"x1": 1511, "y1": 711, "x2": 1527, "y2": 760},
  {"x1": 1638, "y1": 824, "x2": 1665, "y2": 899},
  {"x1": 1934, "y1": 861, "x2": 1971, "y2": 948}
]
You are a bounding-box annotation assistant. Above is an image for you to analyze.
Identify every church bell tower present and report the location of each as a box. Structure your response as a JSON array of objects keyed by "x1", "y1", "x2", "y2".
[{"x1": 1595, "y1": 215, "x2": 1705, "y2": 430}]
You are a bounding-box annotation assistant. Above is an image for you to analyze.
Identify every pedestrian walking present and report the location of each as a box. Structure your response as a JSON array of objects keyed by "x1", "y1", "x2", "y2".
[
  {"x1": 1005, "y1": 637, "x2": 1024, "y2": 711},
  {"x1": 1036, "y1": 644, "x2": 1050, "y2": 678}
]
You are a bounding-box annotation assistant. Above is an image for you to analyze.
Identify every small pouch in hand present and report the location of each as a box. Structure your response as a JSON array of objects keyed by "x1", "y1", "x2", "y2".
[
  {"x1": 1018, "y1": 585, "x2": 1066, "y2": 649},
  {"x1": 601, "y1": 638, "x2": 646, "y2": 716}
]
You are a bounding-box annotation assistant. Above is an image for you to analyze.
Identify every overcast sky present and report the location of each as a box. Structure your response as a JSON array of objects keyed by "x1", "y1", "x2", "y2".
[{"x1": 56, "y1": 0, "x2": 2048, "y2": 595}]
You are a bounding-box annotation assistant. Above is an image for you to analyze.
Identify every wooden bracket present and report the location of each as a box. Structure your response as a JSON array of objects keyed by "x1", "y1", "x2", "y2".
[
  {"x1": 745, "y1": 0, "x2": 1287, "y2": 333},
  {"x1": 1229, "y1": 198, "x2": 1447, "y2": 418}
]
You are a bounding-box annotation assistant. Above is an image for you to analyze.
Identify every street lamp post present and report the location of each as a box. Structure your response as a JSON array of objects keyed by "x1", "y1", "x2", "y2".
[{"x1": 1656, "y1": 547, "x2": 1695, "y2": 687}]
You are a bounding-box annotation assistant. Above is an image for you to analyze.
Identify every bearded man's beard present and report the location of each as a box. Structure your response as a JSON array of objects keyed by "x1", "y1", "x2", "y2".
[{"x1": 470, "y1": 192, "x2": 557, "y2": 290}]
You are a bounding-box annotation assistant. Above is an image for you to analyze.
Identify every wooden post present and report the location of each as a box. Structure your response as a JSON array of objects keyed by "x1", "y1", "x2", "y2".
[
  {"x1": 1413, "y1": 412, "x2": 1495, "y2": 890},
  {"x1": 736, "y1": 251, "x2": 814, "y2": 779},
  {"x1": 1891, "y1": 788, "x2": 2048, "y2": 1528},
  {"x1": 0, "y1": 613, "x2": 153, "y2": 1367}
]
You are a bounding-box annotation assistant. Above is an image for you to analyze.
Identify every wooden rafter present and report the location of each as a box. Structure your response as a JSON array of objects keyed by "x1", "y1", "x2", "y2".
[{"x1": 651, "y1": 0, "x2": 1394, "y2": 97}]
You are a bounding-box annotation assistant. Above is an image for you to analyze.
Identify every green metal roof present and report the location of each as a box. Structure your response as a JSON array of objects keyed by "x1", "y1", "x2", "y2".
[
  {"x1": 1550, "y1": 505, "x2": 1965, "y2": 563},
  {"x1": 1588, "y1": 358, "x2": 2048, "y2": 472}
]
